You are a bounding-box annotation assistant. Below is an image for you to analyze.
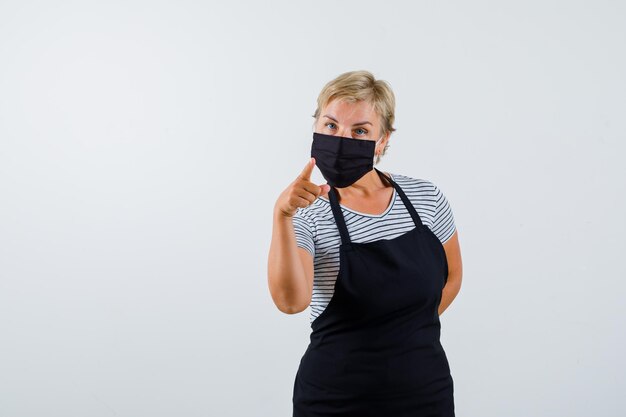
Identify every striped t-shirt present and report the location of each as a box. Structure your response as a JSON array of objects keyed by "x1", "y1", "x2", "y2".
[{"x1": 292, "y1": 172, "x2": 457, "y2": 324}]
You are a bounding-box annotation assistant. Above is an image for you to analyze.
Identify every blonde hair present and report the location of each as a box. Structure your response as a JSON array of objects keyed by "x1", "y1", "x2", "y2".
[{"x1": 312, "y1": 70, "x2": 396, "y2": 165}]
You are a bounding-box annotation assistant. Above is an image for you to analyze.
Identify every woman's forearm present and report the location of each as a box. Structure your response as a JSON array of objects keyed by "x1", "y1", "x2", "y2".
[
  {"x1": 438, "y1": 273, "x2": 462, "y2": 316},
  {"x1": 267, "y1": 209, "x2": 311, "y2": 314}
]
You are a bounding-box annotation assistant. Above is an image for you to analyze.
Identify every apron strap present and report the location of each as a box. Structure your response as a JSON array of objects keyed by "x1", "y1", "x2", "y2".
[
  {"x1": 328, "y1": 185, "x2": 353, "y2": 247},
  {"x1": 374, "y1": 168, "x2": 424, "y2": 229}
]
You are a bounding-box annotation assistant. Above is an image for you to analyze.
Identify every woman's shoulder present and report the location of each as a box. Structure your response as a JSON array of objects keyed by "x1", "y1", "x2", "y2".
[{"x1": 390, "y1": 172, "x2": 437, "y2": 192}]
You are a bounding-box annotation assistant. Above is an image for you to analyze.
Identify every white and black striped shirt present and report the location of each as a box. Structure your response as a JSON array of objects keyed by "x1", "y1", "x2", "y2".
[{"x1": 292, "y1": 172, "x2": 457, "y2": 324}]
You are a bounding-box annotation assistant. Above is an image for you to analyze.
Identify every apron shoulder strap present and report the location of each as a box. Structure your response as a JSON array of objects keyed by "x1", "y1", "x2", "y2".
[
  {"x1": 328, "y1": 186, "x2": 353, "y2": 247},
  {"x1": 374, "y1": 168, "x2": 424, "y2": 229}
]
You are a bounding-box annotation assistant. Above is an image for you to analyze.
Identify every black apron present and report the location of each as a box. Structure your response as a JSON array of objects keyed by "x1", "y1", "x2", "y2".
[{"x1": 293, "y1": 168, "x2": 455, "y2": 416}]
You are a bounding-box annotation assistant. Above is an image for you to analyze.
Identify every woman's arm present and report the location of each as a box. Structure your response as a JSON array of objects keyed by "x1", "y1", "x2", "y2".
[
  {"x1": 438, "y1": 230, "x2": 463, "y2": 316},
  {"x1": 268, "y1": 160, "x2": 328, "y2": 315},
  {"x1": 267, "y1": 209, "x2": 314, "y2": 315}
]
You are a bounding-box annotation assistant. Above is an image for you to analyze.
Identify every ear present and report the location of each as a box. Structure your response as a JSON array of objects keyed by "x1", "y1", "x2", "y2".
[{"x1": 379, "y1": 131, "x2": 391, "y2": 149}]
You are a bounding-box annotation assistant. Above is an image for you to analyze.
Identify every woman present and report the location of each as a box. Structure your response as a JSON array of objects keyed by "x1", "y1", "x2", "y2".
[{"x1": 268, "y1": 70, "x2": 463, "y2": 416}]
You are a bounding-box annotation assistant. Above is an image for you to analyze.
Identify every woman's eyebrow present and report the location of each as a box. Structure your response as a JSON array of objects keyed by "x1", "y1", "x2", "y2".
[{"x1": 323, "y1": 115, "x2": 373, "y2": 126}]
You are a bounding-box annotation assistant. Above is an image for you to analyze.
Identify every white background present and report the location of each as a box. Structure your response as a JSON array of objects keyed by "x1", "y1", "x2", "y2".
[{"x1": 0, "y1": 1, "x2": 624, "y2": 416}]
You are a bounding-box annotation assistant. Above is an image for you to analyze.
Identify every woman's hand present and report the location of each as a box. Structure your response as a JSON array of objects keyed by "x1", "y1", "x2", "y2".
[{"x1": 274, "y1": 158, "x2": 330, "y2": 218}]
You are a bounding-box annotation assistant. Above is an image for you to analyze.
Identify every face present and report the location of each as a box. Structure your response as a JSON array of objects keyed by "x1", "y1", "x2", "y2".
[{"x1": 314, "y1": 99, "x2": 389, "y2": 154}]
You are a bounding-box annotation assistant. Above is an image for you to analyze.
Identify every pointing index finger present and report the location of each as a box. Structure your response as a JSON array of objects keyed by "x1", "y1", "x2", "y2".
[{"x1": 299, "y1": 157, "x2": 315, "y2": 181}]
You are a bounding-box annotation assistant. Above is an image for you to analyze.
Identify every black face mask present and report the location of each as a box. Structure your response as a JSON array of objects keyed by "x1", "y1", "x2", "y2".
[{"x1": 310, "y1": 132, "x2": 383, "y2": 188}]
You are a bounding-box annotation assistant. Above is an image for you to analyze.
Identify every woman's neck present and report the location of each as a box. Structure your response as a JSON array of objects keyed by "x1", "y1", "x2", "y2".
[{"x1": 336, "y1": 169, "x2": 391, "y2": 200}]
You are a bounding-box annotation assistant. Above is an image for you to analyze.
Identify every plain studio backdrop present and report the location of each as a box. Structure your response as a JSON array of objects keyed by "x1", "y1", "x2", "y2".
[{"x1": 0, "y1": 1, "x2": 624, "y2": 416}]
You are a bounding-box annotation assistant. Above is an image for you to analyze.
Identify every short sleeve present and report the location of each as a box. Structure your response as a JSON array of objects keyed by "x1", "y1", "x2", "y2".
[
  {"x1": 431, "y1": 183, "x2": 457, "y2": 244},
  {"x1": 292, "y1": 208, "x2": 316, "y2": 258}
]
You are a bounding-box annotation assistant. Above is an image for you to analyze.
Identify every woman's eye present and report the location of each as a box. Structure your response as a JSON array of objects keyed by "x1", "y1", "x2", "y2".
[
  {"x1": 325, "y1": 122, "x2": 336, "y2": 130},
  {"x1": 355, "y1": 128, "x2": 368, "y2": 135}
]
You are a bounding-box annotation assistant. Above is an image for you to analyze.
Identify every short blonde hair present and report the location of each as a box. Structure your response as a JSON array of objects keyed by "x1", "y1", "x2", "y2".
[{"x1": 312, "y1": 70, "x2": 396, "y2": 165}]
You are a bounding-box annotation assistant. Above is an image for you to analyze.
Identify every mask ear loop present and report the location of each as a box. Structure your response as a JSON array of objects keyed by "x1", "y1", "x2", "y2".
[
  {"x1": 373, "y1": 132, "x2": 392, "y2": 185},
  {"x1": 373, "y1": 134, "x2": 385, "y2": 165}
]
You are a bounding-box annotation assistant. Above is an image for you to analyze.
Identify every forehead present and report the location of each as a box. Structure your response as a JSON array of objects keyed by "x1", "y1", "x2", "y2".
[{"x1": 322, "y1": 99, "x2": 378, "y2": 121}]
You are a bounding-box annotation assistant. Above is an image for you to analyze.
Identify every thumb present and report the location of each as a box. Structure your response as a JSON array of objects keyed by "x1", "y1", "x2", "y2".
[
  {"x1": 299, "y1": 157, "x2": 315, "y2": 181},
  {"x1": 319, "y1": 183, "x2": 330, "y2": 197}
]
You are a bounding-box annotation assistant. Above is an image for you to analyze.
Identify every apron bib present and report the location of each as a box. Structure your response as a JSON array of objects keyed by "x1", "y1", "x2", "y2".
[{"x1": 292, "y1": 168, "x2": 455, "y2": 416}]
